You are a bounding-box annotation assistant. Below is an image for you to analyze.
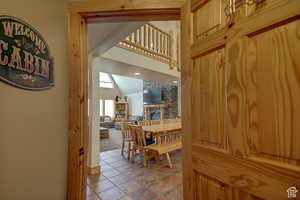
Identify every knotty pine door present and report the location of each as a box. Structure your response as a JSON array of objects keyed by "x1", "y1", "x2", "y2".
[{"x1": 182, "y1": 0, "x2": 300, "y2": 199}]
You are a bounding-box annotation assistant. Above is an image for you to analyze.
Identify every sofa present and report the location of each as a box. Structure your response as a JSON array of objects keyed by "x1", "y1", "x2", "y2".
[{"x1": 99, "y1": 116, "x2": 114, "y2": 128}]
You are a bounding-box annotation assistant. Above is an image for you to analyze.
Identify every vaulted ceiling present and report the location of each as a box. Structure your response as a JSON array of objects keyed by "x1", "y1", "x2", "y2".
[
  {"x1": 112, "y1": 75, "x2": 143, "y2": 95},
  {"x1": 88, "y1": 22, "x2": 145, "y2": 55}
]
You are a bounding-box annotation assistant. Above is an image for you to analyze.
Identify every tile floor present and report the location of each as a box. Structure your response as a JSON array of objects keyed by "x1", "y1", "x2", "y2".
[{"x1": 87, "y1": 149, "x2": 183, "y2": 200}]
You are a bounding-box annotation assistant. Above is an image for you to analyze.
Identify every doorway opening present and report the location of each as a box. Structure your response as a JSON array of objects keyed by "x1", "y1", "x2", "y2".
[{"x1": 86, "y1": 19, "x2": 183, "y2": 200}]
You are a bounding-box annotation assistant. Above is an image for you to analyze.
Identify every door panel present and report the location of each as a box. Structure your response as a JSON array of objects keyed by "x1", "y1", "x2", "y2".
[
  {"x1": 192, "y1": 49, "x2": 228, "y2": 151},
  {"x1": 195, "y1": 172, "x2": 231, "y2": 200},
  {"x1": 183, "y1": 0, "x2": 300, "y2": 199},
  {"x1": 192, "y1": 0, "x2": 227, "y2": 41},
  {"x1": 246, "y1": 20, "x2": 300, "y2": 166}
]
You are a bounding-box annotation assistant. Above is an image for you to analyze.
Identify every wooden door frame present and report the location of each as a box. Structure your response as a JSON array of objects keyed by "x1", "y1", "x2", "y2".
[{"x1": 67, "y1": 1, "x2": 191, "y2": 200}]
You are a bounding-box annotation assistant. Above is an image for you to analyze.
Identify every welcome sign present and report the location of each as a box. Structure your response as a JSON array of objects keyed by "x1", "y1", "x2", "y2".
[{"x1": 0, "y1": 16, "x2": 54, "y2": 90}]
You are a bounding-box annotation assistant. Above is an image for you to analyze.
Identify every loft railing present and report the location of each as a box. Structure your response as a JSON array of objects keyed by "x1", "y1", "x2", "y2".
[{"x1": 117, "y1": 23, "x2": 180, "y2": 71}]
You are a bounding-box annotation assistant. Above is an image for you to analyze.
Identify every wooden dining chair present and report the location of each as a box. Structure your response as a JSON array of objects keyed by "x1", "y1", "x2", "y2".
[
  {"x1": 129, "y1": 125, "x2": 155, "y2": 166},
  {"x1": 121, "y1": 122, "x2": 135, "y2": 160}
]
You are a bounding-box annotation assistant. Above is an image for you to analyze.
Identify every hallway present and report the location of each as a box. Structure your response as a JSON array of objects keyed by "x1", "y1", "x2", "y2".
[{"x1": 86, "y1": 149, "x2": 183, "y2": 200}]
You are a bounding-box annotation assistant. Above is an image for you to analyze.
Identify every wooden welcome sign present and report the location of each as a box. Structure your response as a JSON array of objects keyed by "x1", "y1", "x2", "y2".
[{"x1": 0, "y1": 16, "x2": 54, "y2": 90}]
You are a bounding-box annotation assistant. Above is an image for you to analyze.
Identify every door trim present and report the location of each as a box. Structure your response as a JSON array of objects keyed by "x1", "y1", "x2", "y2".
[{"x1": 67, "y1": 1, "x2": 189, "y2": 200}]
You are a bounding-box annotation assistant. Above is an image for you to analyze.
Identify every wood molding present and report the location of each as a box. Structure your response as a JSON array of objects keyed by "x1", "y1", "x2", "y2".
[
  {"x1": 85, "y1": 9, "x2": 180, "y2": 23},
  {"x1": 181, "y1": 1, "x2": 194, "y2": 200},
  {"x1": 87, "y1": 166, "x2": 101, "y2": 176},
  {"x1": 121, "y1": 40, "x2": 171, "y2": 60},
  {"x1": 69, "y1": 0, "x2": 185, "y2": 13},
  {"x1": 67, "y1": 11, "x2": 89, "y2": 200}
]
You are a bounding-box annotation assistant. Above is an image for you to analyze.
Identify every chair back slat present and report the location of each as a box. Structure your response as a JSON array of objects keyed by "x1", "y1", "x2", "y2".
[
  {"x1": 130, "y1": 125, "x2": 147, "y2": 147},
  {"x1": 121, "y1": 122, "x2": 134, "y2": 140}
]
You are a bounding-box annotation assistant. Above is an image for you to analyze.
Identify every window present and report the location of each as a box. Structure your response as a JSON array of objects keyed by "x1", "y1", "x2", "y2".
[
  {"x1": 105, "y1": 100, "x2": 114, "y2": 118},
  {"x1": 99, "y1": 99, "x2": 114, "y2": 119},
  {"x1": 99, "y1": 99, "x2": 103, "y2": 116},
  {"x1": 99, "y1": 72, "x2": 114, "y2": 88}
]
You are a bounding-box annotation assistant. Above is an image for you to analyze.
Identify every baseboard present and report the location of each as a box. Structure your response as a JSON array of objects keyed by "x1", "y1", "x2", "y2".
[{"x1": 87, "y1": 165, "x2": 101, "y2": 176}]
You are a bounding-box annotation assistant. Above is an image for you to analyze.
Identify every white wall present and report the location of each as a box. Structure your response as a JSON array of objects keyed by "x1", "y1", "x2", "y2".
[
  {"x1": 0, "y1": 1, "x2": 68, "y2": 200},
  {"x1": 95, "y1": 56, "x2": 180, "y2": 85},
  {"x1": 88, "y1": 22, "x2": 145, "y2": 55},
  {"x1": 99, "y1": 88, "x2": 122, "y2": 100},
  {"x1": 91, "y1": 58, "x2": 123, "y2": 100},
  {"x1": 88, "y1": 59, "x2": 100, "y2": 169},
  {"x1": 102, "y1": 47, "x2": 180, "y2": 78},
  {"x1": 88, "y1": 57, "x2": 125, "y2": 170},
  {"x1": 127, "y1": 92, "x2": 144, "y2": 116}
]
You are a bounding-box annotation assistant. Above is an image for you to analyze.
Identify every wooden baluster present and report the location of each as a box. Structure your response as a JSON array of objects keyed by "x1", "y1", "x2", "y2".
[
  {"x1": 139, "y1": 28, "x2": 142, "y2": 46},
  {"x1": 140, "y1": 26, "x2": 143, "y2": 47},
  {"x1": 136, "y1": 29, "x2": 139, "y2": 45},
  {"x1": 166, "y1": 37, "x2": 169, "y2": 57},
  {"x1": 162, "y1": 34, "x2": 165, "y2": 56},
  {"x1": 157, "y1": 31, "x2": 159, "y2": 53},
  {"x1": 137, "y1": 28, "x2": 140, "y2": 45},
  {"x1": 156, "y1": 29, "x2": 159, "y2": 52},
  {"x1": 160, "y1": 33, "x2": 163, "y2": 55},
  {"x1": 169, "y1": 36, "x2": 173, "y2": 58},
  {"x1": 144, "y1": 25, "x2": 147, "y2": 49},
  {"x1": 165, "y1": 35, "x2": 168, "y2": 56},
  {"x1": 134, "y1": 31, "x2": 137, "y2": 44},
  {"x1": 158, "y1": 31, "x2": 161, "y2": 54},
  {"x1": 152, "y1": 28, "x2": 155, "y2": 51},
  {"x1": 153, "y1": 28, "x2": 156, "y2": 52},
  {"x1": 168, "y1": 33, "x2": 173, "y2": 68},
  {"x1": 152, "y1": 27, "x2": 155, "y2": 51},
  {"x1": 151, "y1": 27, "x2": 154, "y2": 51},
  {"x1": 161, "y1": 34, "x2": 164, "y2": 55},
  {"x1": 148, "y1": 25, "x2": 151, "y2": 51},
  {"x1": 138, "y1": 27, "x2": 141, "y2": 46}
]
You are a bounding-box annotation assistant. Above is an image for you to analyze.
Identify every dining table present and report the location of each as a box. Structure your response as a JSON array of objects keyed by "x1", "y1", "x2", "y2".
[{"x1": 142, "y1": 122, "x2": 182, "y2": 135}]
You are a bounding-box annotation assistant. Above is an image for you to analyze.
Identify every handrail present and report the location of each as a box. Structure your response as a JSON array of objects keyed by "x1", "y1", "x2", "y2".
[{"x1": 117, "y1": 23, "x2": 180, "y2": 71}]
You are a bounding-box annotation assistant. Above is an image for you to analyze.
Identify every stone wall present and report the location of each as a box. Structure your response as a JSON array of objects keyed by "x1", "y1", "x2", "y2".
[{"x1": 143, "y1": 80, "x2": 178, "y2": 119}]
